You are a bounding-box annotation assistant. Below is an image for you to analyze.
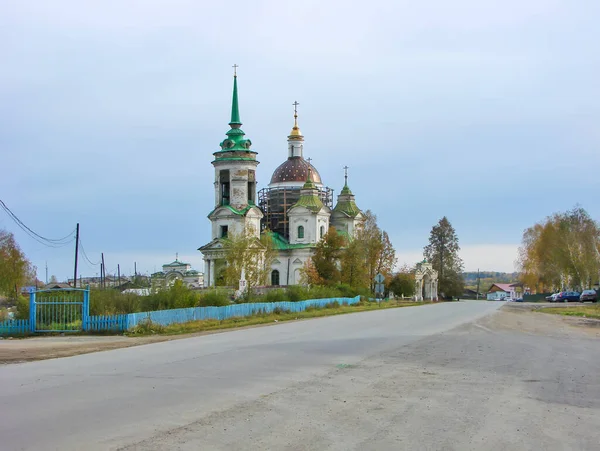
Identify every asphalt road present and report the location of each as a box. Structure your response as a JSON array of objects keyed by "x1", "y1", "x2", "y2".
[{"x1": 1, "y1": 301, "x2": 598, "y2": 450}]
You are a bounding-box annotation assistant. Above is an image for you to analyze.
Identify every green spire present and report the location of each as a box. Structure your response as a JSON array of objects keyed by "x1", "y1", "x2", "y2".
[
  {"x1": 229, "y1": 73, "x2": 241, "y2": 126},
  {"x1": 216, "y1": 67, "x2": 255, "y2": 154},
  {"x1": 334, "y1": 166, "x2": 360, "y2": 217}
]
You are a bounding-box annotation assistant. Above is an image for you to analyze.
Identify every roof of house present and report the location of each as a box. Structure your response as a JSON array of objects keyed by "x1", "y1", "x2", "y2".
[{"x1": 488, "y1": 283, "x2": 513, "y2": 293}]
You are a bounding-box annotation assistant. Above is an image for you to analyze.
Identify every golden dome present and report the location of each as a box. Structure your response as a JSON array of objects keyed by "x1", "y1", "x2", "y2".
[
  {"x1": 288, "y1": 113, "x2": 303, "y2": 140},
  {"x1": 288, "y1": 101, "x2": 304, "y2": 140}
]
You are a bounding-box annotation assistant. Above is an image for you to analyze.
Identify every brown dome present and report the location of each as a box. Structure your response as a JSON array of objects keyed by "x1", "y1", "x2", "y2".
[{"x1": 270, "y1": 157, "x2": 322, "y2": 185}]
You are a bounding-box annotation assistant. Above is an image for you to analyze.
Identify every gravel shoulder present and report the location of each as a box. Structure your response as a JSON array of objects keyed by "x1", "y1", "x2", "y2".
[{"x1": 125, "y1": 304, "x2": 600, "y2": 451}]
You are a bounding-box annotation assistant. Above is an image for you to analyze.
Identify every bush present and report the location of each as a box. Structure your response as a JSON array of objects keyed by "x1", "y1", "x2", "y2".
[
  {"x1": 129, "y1": 318, "x2": 165, "y2": 335},
  {"x1": 264, "y1": 289, "x2": 289, "y2": 303},
  {"x1": 272, "y1": 306, "x2": 290, "y2": 315},
  {"x1": 286, "y1": 285, "x2": 308, "y2": 302},
  {"x1": 15, "y1": 296, "x2": 29, "y2": 319},
  {"x1": 198, "y1": 289, "x2": 230, "y2": 307}
]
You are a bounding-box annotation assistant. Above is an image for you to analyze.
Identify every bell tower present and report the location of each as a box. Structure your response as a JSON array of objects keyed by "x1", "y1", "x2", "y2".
[
  {"x1": 208, "y1": 66, "x2": 263, "y2": 240},
  {"x1": 200, "y1": 67, "x2": 265, "y2": 287}
]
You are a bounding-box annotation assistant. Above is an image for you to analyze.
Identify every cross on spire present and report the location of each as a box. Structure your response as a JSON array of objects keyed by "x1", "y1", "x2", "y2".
[
  {"x1": 232, "y1": 64, "x2": 238, "y2": 77},
  {"x1": 343, "y1": 165, "x2": 349, "y2": 186},
  {"x1": 305, "y1": 157, "x2": 313, "y2": 182},
  {"x1": 292, "y1": 101, "x2": 300, "y2": 127}
]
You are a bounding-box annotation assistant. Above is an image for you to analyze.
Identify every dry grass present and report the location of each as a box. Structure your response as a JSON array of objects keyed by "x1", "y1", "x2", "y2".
[
  {"x1": 540, "y1": 304, "x2": 600, "y2": 320},
  {"x1": 127, "y1": 300, "x2": 428, "y2": 336}
]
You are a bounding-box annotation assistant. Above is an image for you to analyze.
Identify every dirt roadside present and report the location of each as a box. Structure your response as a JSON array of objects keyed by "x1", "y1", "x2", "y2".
[
  {"x1": 0, "y1": 321, "x2": 287, "y2": 364},
  {"x1": 1, "y1": 303, "x2": 597, "y2": 364}
]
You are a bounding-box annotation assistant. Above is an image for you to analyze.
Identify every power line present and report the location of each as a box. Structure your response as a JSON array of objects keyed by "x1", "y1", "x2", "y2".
[
  {"x1": 0, "y1": 199, "x2": 76, "y2": 247},
  {"x1": 79, "y1": 239, "x2": 101, "y2": 266}
]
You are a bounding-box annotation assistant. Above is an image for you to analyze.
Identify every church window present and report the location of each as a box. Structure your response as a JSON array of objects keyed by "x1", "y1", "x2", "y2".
[
  {"x1": 297, "y1": 225, "x2": 304, "y2": 239},
  {"x1": 271, "y1": 270, "x2": 280, "y2": 286},
  {"x1": 221, "y1": 225, "x2": 228, "y2": 238},
  {"x1": 220, "y1": 170, "x2": 230, "y2": 206},
  {"x1": 320, "y1": 226, "x2": 325, "y2": 238},
  {"x1": 248, "y1": 170, "x2": 256, "y2": 204}
]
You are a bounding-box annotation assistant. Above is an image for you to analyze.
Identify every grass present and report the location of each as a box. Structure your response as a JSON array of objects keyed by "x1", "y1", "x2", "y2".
[
  {"x1": 126, "y1": 300, "x2": 428, "y2": 336},
  {"x1": 539, "y1": 304, "x2": 600, "y2": 320}
]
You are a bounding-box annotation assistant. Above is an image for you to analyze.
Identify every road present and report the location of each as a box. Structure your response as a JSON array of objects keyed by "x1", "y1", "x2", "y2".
[{"x1": 0, "y1": 301, "x2": 598, "y2": 450}]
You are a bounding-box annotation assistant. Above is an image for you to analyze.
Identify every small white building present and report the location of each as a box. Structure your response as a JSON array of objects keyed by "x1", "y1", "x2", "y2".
[
  {"x1": 486, "y1": 283, "x2": 516, "y2": 300},
  {"x1": 151, "y1": 258, "x2": 204, "y2": 289}
]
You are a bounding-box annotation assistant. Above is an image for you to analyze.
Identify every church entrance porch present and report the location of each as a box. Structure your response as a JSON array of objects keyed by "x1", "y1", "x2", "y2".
[{"x1": 415, "y1": 260, "x2": 438, "y2": 301}]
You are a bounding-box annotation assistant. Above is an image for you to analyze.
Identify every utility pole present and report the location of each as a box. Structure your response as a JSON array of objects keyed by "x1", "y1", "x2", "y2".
[
  {"x1": 476, "y1": 268, "x2": 480, "y2": 300},
  {"x1": 134, "y1": 261, "x2": 137, "y2": 276},
  {"x1": 118, "y1": 264, "x2": 121, "y2": 288},
  {"x1": 73, "y1": 223, "x2": 80, "y2": 288},
  {"x1": 101, "y1": 253, "x2": 106, "y2": 289},
  {"x1": 45, "y1": 261, "x2": 48, "y2": 284}
]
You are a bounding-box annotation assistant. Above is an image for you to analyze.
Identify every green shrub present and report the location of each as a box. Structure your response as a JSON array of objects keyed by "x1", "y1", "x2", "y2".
[
  {"x1": 264, "y1": 289, "x2": 289, "y2": 303},
  {"x1": 272, "y1": 306, "x2": 289, "y2": 315},
  {"x1": 15, "y1": 296, "x2": 29, "y2": 319},
  {"x1": 199, "y1": 289, "x2": 230, "y2": 307},
  {"x1": 286, "y1": 285, "x2": 308, "y2": 302},
  {"x1": 129, "y1": 318, "x2": 165, "y2": 335}
]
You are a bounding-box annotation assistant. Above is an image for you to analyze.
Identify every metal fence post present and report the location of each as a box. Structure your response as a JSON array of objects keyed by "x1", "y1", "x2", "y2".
[
  {"x1": 29, "y1": 288, "x2": 36, "y2": 333},
  {"x1": 82, "y1": 285, "x2": 90, "y2": 331}
]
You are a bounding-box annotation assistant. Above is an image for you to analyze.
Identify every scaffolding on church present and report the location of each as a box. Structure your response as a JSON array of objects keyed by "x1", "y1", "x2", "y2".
[{"x1": 258, "y1": 186, "x2": 334, "y2": 240}]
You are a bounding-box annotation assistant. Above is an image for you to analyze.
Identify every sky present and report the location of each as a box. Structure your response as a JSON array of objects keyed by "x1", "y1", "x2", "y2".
[{"x1": 1, "y1": 0, "x2": 599, "y2": 281}]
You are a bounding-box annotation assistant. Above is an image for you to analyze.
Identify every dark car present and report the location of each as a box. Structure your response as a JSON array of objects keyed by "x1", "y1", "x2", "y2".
[
  {"x1": 555, "y1": 291, "x2": 581, "y2": 302},
  {"x1": 580, "y1": 290, "x2": 598, "y2": 303}
]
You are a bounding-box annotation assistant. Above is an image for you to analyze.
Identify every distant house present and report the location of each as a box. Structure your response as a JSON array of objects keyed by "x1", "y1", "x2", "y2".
[
  {"x1": 44, "y1": 282, "x2": 72, "y2": 290},
  {"x1": 486, "y1": 283, "x2": 514, "y2": 300},
  {"x1": 463, "y1": 288, "x2": 483, "y2": 299}
]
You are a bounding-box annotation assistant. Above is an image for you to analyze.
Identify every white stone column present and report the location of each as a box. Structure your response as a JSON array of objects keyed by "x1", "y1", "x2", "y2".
[
  {"x1": 204, "y1": 259, "x2": 210, "y2": 288},
  {"x1": 209, "y1": 260, "x2": 215, "y2": 286}
]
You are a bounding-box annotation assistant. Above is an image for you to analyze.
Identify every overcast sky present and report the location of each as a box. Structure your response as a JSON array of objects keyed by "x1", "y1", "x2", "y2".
[{"x1": 1, "y1": 0, "x2": 598, "y2": 281}]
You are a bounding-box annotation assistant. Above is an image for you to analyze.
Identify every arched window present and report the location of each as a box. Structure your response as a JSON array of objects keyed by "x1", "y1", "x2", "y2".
[
  {"x1": 320, "y1": 225, "x2": 325, "y2": 238},
  {"x1": 271, "y1": 270, "x2": 280, "y2": 286},
  {"x1": 298, "y1": 225, "x2": 305, "y2": 239}
]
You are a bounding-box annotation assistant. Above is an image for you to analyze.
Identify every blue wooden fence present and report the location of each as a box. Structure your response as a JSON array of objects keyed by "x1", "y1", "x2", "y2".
[
  {"x1": 87, "y1": 314, "x2": 129, "y2": 332},
  {"x1": 127, "y1": 296, "x2": 360, "y2": 328},
  {"x1": 0, "y1": 296, "x2": 360, "y2": 336},
  {"x1": 0, "y1": 319, "x2": 30, "y2": 336}
]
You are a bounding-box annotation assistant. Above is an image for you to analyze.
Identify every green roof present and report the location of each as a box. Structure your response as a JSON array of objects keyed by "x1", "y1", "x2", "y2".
[
  {"x1": 164, "y1": 260, "x2": 190, "y2": 267},
  {"x1": 340, "y1": 184, "x2": 353, "y2": 195},
  {"x1": 333, "y1": 199, "x2": 360, "y2": 217},
  {"x1": 293, "y1": 183, "x2": 323, "y2": 212},
  {"x1": 207, "y1": 204, "x2": 256, "y2": 217},
  {"x1": 266, "y1": 231, "x2": 316, "y2": 250},
  {"x1": 333, "y1": 184, "x2": 360, "y2": 217}
]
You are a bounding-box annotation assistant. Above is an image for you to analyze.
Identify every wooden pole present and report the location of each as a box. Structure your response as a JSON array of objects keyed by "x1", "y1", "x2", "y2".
[{"x1": 73, "y1": 223, "x2": 80, "y2": 288}]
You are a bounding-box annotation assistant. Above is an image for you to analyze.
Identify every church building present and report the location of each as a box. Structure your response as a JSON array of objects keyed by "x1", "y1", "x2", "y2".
[{"x1": 199, "y1": 71, "x2": 364, "y2": 287}]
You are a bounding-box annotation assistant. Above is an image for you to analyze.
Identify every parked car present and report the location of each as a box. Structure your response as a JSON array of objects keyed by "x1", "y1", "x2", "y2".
[
  {"x1": 546, "y1": 293, "x2": 560, "y2": 302},
  {"x1": 580, "y1": 290, "x2": 598, "y2": 303},
  {"x1": 555, "y1": 291, "x2": 581, "y2": 302}
]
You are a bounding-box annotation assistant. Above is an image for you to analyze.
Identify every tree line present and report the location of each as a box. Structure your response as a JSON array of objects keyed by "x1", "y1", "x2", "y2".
[{"x1": 518, "y1": 206, "x2": 600, "y2": 292}]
